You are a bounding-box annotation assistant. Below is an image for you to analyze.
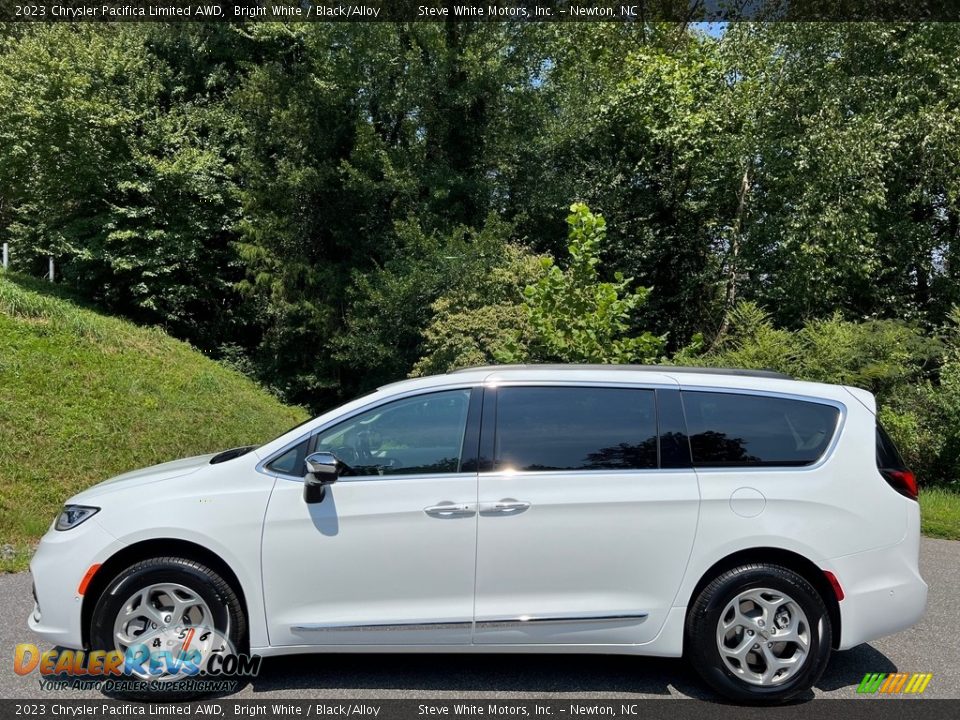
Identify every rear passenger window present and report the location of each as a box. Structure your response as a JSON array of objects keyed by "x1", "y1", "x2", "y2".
[
  {"x1": 683, "y1": 392, "x2": 839, "y2": 467},
  {"x1": 494, "y1": 387, "x2": 657, "y2": 471}
]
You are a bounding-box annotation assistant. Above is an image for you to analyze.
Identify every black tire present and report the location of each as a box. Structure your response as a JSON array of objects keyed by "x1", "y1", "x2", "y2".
[
  {"x1": 685, "y1": 563, "x2": 832, "y2": 704},
  {"x1": 90, "y1": 557, "x2": 246, "y2": 701}
]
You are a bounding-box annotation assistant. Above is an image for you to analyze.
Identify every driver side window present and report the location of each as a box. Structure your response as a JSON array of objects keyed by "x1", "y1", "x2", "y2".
[{"x1": 314, "y1": 389, "x2": 472, "y2": 477}]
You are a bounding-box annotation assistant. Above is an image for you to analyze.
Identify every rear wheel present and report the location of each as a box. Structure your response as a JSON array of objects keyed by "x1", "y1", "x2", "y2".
[
  {"x1": 90, "y1": 557, "x2": 246, "y2": 700},
  {"x1": 685, "y1": 564, "x2": 832, "y2": 703}
]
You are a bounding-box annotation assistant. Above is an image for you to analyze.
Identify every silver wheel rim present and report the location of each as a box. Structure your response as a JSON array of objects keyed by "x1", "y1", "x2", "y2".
[
  {"x1": 716, "y1": 587, "x2": 811, "y2": 687},
  {"x1": 112, "y1": 582, "x2": 216, "y2": 680}
]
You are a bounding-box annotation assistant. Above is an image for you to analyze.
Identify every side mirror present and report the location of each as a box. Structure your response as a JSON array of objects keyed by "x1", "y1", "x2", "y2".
[{"x1": 304, "y1": 452, "x2": 341, "y2": 504}]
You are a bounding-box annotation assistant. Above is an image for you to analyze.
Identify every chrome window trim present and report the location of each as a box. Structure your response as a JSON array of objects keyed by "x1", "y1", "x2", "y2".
[
  {"x1": 257, "y1": 384, "x2": 478, "y2": 483},
  {"x1": 477, "y1": 468, "x2": 669, "y2": 479},
  {"x1": 678, "y1": 385, "x2": 847, "y2": 472}
]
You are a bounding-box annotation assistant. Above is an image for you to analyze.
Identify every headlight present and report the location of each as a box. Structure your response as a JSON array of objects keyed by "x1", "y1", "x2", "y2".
[{"x1": 55, "y1": 505, "x2": 100, "y2": 531}]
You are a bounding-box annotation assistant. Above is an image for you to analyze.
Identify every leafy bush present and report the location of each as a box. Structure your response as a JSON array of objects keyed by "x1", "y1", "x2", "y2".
[
  {"x1": 411, "y1": 245, "x2": 548, "y2": 376},
  {"x1": 679, "y1": 302, "x2": 941, "y2": 394}
]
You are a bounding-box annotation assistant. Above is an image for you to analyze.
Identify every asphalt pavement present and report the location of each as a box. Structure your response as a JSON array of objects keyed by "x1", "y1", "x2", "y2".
[{"x1": 1, "y1": 538, "x2": 956, "y2": 701}]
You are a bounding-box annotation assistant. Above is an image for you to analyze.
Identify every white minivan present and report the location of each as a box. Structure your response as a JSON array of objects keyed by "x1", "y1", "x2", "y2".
[{"x1": 29, "y1": 365, "x2": 927, "y2": 702}]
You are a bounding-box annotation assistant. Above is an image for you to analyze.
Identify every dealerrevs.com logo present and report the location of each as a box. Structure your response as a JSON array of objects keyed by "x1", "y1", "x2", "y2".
[
  {"x1": 857, "y1": 672, "x2": 933, "y2": 695},
  {"x1": 13, "y1": 624, "x2": 260, "y2": 694}
]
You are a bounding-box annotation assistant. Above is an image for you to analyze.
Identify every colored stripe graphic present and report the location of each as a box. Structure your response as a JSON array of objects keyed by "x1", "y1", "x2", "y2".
[
  {"x1": 904, "y1": 673, "x2": 933, "y2": 694},
  {"x1": 858, "y1": 672, "x2": 932, "y2": 694},
  {"x1": 858, "y1": 673, "x2": 887, "y2": 693},
  {"x1": 880, "y1": 673, "x2": 908, "y2": 693}
]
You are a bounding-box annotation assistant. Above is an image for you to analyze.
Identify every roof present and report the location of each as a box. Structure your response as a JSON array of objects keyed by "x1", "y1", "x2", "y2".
[{"x1": 448, "y1": 364, "x2": 792, "y2": 380}]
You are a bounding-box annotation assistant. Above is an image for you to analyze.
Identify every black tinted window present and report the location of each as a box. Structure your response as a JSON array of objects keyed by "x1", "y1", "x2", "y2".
[
  {"x1": 877, "y1": 424, "x2": 906, "y2": 470},
  {"x1": 494, "y1": 387, "x2": 657, "y2": 471},
  {"x1": 683, "y1": 392, "x2": 839, "y2": 467},
  {"x1": 266, "y1": 439, "x2": 309, "y2": 476}
]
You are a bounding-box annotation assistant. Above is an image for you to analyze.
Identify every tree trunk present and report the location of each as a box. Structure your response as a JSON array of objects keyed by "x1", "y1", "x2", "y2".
[{"x1": 710, "y1": 165, "x2": 751, "y2": 349}]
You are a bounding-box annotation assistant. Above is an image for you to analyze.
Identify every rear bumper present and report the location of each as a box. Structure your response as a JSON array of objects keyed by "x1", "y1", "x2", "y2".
[{"x1": 830, "y1": 502, "x2": 927, "y2": 650}]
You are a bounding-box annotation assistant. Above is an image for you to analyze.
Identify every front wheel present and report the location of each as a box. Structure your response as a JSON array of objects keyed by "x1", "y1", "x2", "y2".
[
  {"x1": 685, "y1": 563, "x2": 832, "y2": 703},
  {"x1": 89, "y1": 556, "x2": 246, "y2": 700}
]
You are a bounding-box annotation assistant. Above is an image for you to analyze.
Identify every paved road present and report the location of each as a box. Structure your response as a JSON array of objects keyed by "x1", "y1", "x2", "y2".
[{"x1": 2, "y1": 538, "x2": 956, "y2": 701}]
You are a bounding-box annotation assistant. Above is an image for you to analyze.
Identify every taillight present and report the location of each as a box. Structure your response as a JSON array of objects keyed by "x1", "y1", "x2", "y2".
[
  {"x1": 880, "y1": 468, "x2": 918, "y2": 501},
  {"x1": 823, "y1": 570, "x2": 845, "y2": 601},
  {"x1": 877, "y1": 424, "x2": 916, "y2": 501}
]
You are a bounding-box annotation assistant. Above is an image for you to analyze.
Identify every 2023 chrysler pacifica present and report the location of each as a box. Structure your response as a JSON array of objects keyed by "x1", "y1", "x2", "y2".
[{"x1": 29, "y1": 365, "x2": 927, "y2": 702}]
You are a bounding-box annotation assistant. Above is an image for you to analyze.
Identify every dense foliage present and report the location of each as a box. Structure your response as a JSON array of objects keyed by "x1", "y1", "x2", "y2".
[{"x1": 2, "y1": 23, "x2": 960, "y2": 487}]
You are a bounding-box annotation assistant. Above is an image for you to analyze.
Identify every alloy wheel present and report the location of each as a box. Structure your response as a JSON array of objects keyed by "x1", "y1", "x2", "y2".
[{"x1": 715, "y1": 587, "x2": 811, "y2": 687}]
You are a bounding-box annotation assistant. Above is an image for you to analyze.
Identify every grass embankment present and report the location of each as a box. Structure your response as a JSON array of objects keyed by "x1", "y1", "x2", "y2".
[
  {"x1": 920, "y1": 488, "x2": 960, "y2": 540},
  {"x1": 0, "y1": 273, "x2": 308, "y2": 571}
]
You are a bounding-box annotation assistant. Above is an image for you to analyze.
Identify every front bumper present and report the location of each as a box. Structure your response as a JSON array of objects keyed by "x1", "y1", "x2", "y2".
[
  {"x1": 831, "y1": 503, "x2": 927, "y2": 651},
  {"x1": 28, "y1": 519, "x2": 124, "y2": 649}
]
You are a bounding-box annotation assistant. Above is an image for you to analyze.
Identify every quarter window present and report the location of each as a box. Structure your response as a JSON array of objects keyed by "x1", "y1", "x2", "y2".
[
  {"x1": 494, "y1": 387, "x2": 658, "y2": 472},
  {"x1": 683, "y1": 391, "x2": 839, "y2": 467},
  {"x1": 314, "y1": 389, "x2": 472, "y2": 476},
  {"x1": 265, "y1": 439, "x2": 309, "y2": 477}
]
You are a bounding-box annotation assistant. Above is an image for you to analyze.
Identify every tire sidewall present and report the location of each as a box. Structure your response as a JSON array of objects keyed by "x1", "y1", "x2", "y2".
[
  {"x1": 89, "y1": 559, "x2": 244, "y2": 700},
  {"x1": 688, "y1": 566, "x2": 832, "y2": 703}
]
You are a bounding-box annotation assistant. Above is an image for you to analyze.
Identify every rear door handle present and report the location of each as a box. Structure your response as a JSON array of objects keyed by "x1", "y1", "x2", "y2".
[
  {"x1": 424, "y1": 503, "x2": 476, "y2": 518},
  {"x1": 479, "y1": 500, "x2": 531, "y2": 515}
]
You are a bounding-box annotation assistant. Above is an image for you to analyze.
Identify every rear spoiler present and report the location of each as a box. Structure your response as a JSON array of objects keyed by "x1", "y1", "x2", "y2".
[{"x1": 843, "y1": 386, "x2": 876, "y2": 415}]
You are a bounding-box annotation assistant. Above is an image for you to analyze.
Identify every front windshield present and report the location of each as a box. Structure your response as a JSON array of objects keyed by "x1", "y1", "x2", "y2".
[{"x1": 265, "y1": 390, "x2": 381, "y2": 446}]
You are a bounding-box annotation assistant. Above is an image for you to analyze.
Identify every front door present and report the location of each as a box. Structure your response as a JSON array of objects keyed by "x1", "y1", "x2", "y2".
[
  {"x1": 473, "y1": 385, "x2": 700, "y2": 645},
  {"x1": 261, "y1": 387, "x2": 480, "y2": 646}
]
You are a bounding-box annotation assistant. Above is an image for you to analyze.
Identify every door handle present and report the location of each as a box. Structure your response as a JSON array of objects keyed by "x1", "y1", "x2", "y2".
[
  {"x1": 479, "y1": 500, "x2": 531, "y2": 515},
  {"x1": 424, "y1": 503, "x2": 475, "y2": 518}
]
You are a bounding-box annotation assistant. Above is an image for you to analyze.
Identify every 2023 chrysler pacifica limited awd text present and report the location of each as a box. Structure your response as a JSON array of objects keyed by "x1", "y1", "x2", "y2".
[{"x1": 29, "y1": 365, "x2": 927, "y2": 702}]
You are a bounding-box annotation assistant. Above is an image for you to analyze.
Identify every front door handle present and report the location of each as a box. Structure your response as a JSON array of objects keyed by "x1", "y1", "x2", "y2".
[
  {"x1": 424, "y1": 503, "x2": 475, "y2": 518},
  {"x1": 479, "y1": 500, "x2": 531, "y2": 515}
]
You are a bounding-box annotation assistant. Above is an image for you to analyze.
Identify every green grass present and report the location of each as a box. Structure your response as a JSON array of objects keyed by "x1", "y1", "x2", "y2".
[
  {"x1": 0, "y1": 272, "x2": 308, "y2": 571},
  {"x1": 919, "y1": 487, "x2": 960, "y2": 540}
]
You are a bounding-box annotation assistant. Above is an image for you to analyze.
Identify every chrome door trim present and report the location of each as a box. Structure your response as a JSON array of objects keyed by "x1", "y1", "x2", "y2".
[
  {"x1": 291, "y1": 611, "x2": 649, "y2": 634},
  {"x1": 291, "y1": 619, "x2": 473, "y2": 633},
  {"x1": 475, "y1": 611, "x2": 649, "y2": 630}
]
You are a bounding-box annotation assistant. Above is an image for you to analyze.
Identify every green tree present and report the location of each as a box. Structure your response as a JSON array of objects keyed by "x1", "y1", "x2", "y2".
[
  {"x1": 0, "y1": 26, "x2": 245, "y2": 350},
  {"x1": 513, "y1": 204, "x2": 665, "y2": 364},
  {"x1": 411, "y1": 243, "x2": 549, "y2": 376},
  {"x1": 714, "y1": 24, "x2": 960, "y2": 329},
  {"x1": 336, "y1": 215, "x2": 516, "y2": 391}
]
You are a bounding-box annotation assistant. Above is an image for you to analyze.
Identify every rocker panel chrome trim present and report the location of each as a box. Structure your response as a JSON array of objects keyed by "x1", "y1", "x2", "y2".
[
  {"x1": 291, "y1": 620, "x2": 472, "y2": 633},
  {"x1": 475, "y1": 612, "x2": 649, "y2": 630}
]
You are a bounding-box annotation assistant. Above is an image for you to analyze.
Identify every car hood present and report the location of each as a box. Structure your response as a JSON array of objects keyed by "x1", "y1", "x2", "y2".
[{"x1": 68, "y1": 453, "x2": 219, "y2": 502}]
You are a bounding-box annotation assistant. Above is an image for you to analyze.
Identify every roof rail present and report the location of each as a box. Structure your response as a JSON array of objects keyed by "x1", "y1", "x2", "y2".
[{"x1": 448, "y1": 364, "x2": 792, "y2": 380}]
